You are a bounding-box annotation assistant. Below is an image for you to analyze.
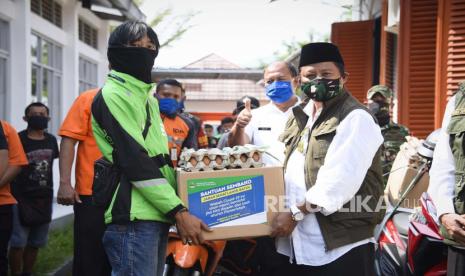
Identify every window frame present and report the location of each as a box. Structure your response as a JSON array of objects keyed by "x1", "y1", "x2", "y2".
[
  {"x1": 31, "y1": 0, "x2": 62, "y2": 28},
  {"x1": 30, "y1": 32, "x2": 62, "y2": 133},
  {"x1": 78, "y1": 56, "x2": 98, "y2": 93},
  {"x1": 0, "y1": 19, "x2": 9, "y2": 120},
  {"x1": 78, "y1": 18, "x2": 98, "y2": 49}
]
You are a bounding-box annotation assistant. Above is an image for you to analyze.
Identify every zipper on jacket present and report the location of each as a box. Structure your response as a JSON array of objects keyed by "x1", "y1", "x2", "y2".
[{"x1": 108, "y1": 73, "x2": 126, "y2": 83}]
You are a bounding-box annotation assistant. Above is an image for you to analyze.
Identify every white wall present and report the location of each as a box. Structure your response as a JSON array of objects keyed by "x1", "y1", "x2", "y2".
[
  {"x1": 76, "y1": 2, "x2": 110, "y2": 92},
  {"x1": 0, "y1": 0, "x2": 113, "y2": 218},
  {"x1": 0, "y1": 0, "x2": 15, "y2": 122},
  {"x1": 2, "y1": 0, "x2": 30, "y2": 128},
  {"x1": 0, "y1": 0, "x2": 109, "y2": 132}
]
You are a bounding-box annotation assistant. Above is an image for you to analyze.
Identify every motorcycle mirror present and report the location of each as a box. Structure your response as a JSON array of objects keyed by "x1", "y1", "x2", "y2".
[{"x1": 417, "y1": 128, "x2": 442, "y2": 160}]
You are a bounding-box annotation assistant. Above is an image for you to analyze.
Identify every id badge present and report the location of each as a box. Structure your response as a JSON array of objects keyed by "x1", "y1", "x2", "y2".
[{"x1": 170, "y1": 147, "x2": 178, "y2": 161}]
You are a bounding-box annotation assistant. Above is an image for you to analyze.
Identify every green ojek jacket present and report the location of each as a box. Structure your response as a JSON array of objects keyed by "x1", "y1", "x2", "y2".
[{"x1": 92, "y1": 70, "x2": 184, "y2": 225}]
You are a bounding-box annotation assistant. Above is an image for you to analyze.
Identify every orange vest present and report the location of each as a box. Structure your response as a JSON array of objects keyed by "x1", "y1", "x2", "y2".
[{"x1": 162, "y1": 114, "x2": 197, "y2": 167}]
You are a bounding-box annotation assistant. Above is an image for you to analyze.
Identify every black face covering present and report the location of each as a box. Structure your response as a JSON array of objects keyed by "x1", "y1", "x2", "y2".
[
  {"x1": 27, "y1": 116, "x2": 48, "y2": 130},
  {"x1": 107, "y1": 46, "x2": 158, "y2": 84},
  {"x1": 374, "y1": 109, "x2": 390, "y2": 127},
  {"x1": 368, "y1": 102, "x2": 391, "y2": 127}
]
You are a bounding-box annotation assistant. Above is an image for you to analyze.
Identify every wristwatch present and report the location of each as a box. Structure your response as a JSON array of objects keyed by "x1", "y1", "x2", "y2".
[{"x1": 290, "y1": 205, "x2": 304, "y2": 222}]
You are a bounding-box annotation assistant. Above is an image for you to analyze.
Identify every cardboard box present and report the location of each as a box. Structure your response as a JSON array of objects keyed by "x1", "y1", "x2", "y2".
[
  {"x1": 177, "y1": 166, "x2": 285, "y2": 240},
  {"x1": 385, "y1": 150, "x2": 429, "y2": 209}
]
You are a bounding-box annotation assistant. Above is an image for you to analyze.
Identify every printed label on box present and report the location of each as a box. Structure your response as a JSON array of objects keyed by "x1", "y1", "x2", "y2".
[{"x1": 187, "y1": 175, "x2": 266, "y2": 228}]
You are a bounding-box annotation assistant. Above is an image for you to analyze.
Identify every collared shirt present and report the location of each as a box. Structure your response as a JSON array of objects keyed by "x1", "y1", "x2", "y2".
[
  {"x1": 428, "y1": 96, "x2": 456, "y2": 217},
  {"x1": 59, "y1": 89, "x2": 101, "y2": 195},
  {"x1": 244, "y1": 99, "x2": 300, "y2": 165},
  {"x1": 276, "y1": 100, "x2": 383, "y2": 266}
]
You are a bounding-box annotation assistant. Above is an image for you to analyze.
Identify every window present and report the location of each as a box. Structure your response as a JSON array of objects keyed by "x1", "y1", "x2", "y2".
[
  {"x1": 31, "y1": 33, "x2": 62, "y2": 133},
  {"x1": 79, "y1": 19, "x2": 98, "y2": 49},
  {"x1": 31, "y1": 0, "x2": 62, "y2": 28},
  {"x1": 79, "y1": 57, "x2": 98, "y2": 93},
  {"x1": 0, "y1": 20, "x2": 9, "y2": 119}
]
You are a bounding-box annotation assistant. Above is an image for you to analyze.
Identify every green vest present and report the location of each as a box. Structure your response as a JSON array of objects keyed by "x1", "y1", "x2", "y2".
[
  {"x1": 447, "y1": 90, "x2": 465, "y2": 215},
  {"x1": 280, "y1": 91, "x2": 384, "y2": 250}
]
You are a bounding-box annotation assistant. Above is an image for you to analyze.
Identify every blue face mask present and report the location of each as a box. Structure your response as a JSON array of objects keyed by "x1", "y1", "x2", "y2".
[
  {"x1": 158, "y1": 98, "x2": 179, "y2": 117},
  {"x1": 265, "y1": 81, "x2": 294, "y2": 103},
  {"x1": 178, "y1": 100, "x2": 185, "y2": 112}
]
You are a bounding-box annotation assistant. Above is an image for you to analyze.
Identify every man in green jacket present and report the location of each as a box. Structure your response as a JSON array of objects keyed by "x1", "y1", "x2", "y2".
[{"x1": 91, "y1": 21, "x2": 209, "y2": 276}]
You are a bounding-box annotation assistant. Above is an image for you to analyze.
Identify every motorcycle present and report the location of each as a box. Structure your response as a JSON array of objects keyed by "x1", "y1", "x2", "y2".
[
  {"x1": 374, "y1": 129, "x2": 442, "y2": 276},
  {"x1": 163, "y1": 227, "x2": 228, "y2": 276},
  {"x1": 407, "y1": 192, "x2": 447, "y2": 275}
]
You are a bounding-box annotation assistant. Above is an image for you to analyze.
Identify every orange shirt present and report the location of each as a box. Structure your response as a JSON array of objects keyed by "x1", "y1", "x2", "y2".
[
  {"x1": 181, "y1": 113, "x2": 208, "y2": 148},
  {"x1": 0, "y1": 121, "x2": 28, "y2": 205},
  {"x1": 162, "y1": 114, "x2": 197, "y2": 167},
  {"x1": 59, "y1": 89, "x2": 101, "y2": 195},
  {"x1": 197, "y1": 127, "x2": 208, "y2": 149}
]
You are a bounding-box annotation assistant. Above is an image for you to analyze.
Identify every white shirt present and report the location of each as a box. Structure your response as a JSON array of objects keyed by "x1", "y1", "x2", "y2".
[
  {"x1": 428, "y1": 96, "x2": 456, "y2": 217},
  {"x1": 276, "y1": 100, "x2": 383, "y2": 266},
  {"x1": 244, "y1": 100, "x2": 299, "y2": 165}
]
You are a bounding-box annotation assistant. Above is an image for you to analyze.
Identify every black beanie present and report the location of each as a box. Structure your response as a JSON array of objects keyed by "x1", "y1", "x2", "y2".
[{"x1": 299, "y1": 42, "x2": 344, "y2": 68}]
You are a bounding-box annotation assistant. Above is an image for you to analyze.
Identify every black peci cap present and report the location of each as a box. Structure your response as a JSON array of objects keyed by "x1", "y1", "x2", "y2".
[{"x1": 299, "y1": 42, "x2": 344, "y2": 68}]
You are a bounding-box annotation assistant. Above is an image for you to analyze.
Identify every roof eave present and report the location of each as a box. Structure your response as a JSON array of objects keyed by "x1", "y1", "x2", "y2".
[
  {"x1": 85, "y1": 0, "x2": 145, "y2": 21},
  {"x1": 152, "y1": 68, "x2": 264, "y2": 81},
  {"x1": 109, "y1": 0, "x2": 145, "y2": 21}
]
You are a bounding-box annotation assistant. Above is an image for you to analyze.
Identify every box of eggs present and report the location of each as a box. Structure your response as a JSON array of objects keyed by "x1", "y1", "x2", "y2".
[
  {"x1": 176, "y1": 145, "x2": 284, "y2": 240},
  {"x1": 176, "y1": 165, "x2": 285, "y2": 240}
]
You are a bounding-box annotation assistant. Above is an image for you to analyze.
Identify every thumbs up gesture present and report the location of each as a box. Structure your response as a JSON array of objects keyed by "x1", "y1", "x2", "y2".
[{"x1": 235, "y1": 98, "x2": 253, "y2": 129}]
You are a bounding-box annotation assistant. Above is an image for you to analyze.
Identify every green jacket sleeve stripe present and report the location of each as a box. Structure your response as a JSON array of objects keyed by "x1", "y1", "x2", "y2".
[{"x1": 133, "y1": 179, "x2": 169, "y2": 188}]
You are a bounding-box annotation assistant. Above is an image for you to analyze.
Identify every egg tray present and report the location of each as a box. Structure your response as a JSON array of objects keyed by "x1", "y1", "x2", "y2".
[
  {"x1": 223, "y1": 145, "x2": 264, "y2": 169},
  {"x1": 179, "y1": 148, "x2": 229, "y2": 172},
  {"x1": 178, "y1": 145, "x2": 266, "y2": 172}
]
